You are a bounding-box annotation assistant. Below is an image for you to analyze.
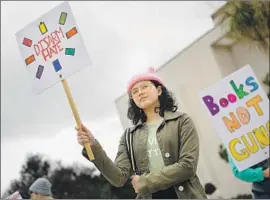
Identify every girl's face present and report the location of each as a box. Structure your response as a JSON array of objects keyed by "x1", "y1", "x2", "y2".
[{"x1": 130, "y1": 80, "x2": 162, "y2": 110}]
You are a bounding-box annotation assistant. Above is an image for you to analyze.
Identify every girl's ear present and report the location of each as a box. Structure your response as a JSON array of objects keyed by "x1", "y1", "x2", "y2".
[{"x1": 157, "y1": 86, "x2": 162, "y2": 96}]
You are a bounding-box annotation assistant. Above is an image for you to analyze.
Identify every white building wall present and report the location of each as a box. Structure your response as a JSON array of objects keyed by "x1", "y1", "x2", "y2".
[
  {"x1": 114, "y1": 23, "x2": 269, "y2": 198},
  {"x1": 211, "y1": 45, "x2": 239, "y2": 77}
]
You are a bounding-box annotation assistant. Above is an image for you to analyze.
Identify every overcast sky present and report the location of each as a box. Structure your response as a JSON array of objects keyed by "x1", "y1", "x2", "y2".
[{"x1": 1, "y1": 1, "x2": 225, "y2": 195}]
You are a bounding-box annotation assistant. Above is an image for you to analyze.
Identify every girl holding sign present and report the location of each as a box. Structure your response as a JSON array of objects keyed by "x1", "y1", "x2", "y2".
[{"x1": 76, "y1": 68, "x2": 207, "y2": 199}]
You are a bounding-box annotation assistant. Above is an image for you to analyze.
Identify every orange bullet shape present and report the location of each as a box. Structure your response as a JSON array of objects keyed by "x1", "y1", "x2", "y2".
[
  {"x1": 66, "y1": 27, "x2": 77, "y2": 39},
  {"x1": 25, "y1": 55, "x2": 35, "y2": 65}
]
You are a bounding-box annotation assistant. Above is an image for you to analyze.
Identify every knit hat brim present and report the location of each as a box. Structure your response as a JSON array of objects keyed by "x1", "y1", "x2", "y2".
[{"x1": 127, "y1": 67, "x2": 164, "y2": 92}]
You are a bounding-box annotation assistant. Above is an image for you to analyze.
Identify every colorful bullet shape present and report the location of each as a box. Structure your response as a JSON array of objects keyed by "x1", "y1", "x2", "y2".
[
  {"x1": 52, "y1": 59, "x2": 62, "y2": 72},
  {"x1": 65, "y1": 48, "x2": 75, "y2": 56},
  {"x1": 66, "y1": 27, "x2": 77, "y2": 39},
  {"x1": 39, "y1": 22, "x2": 48, "y2": 35},
  {"x1": 22, "y1": 38, "x2": 32, "y2": 47},
  {"x1": 36, "y1": 65, "x2": 44, "y2": 79},
  {"x1": 25, "y1": 55, "x2": 35, "y2": 65},
  {"x1": 59, "y1": 12, "x2": 67, "y2": 25}
]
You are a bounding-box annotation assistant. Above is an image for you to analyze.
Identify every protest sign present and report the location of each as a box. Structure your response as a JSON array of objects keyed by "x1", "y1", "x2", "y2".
[
  {"x1": 16, "y1": 1, "x2": 94, "y2": 160},
  {"x1": 199, "y1": 65, "x2": 269, "y2": 171},
  {"x1": 5, "y1": 191, "x2": 23, "y2": 199},
  {"x1": 16, "y1": 1, "x2": 91, "y2": 94}
]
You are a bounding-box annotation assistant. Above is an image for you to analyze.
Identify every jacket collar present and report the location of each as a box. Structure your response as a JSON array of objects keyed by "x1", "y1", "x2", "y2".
[{"x1": 129, "y1": 111, "x2": 183, "y2": 133}]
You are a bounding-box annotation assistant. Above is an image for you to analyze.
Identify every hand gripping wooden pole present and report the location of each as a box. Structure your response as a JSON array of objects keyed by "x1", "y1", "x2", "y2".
[{"x1": 61, "y1": 78, "x2": 95, "y2": 161}]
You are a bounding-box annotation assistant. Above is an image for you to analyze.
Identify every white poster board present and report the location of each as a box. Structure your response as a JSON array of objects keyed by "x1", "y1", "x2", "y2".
[
  {"x1": 5, "y1": 191, "x2": 23, "y2": 199},
  {"x1": 198, "y1": 65, "x2": 269, "y2": 171},
  {"x1": 16, "y1": 1, "x2": 91, "y2": 94}
]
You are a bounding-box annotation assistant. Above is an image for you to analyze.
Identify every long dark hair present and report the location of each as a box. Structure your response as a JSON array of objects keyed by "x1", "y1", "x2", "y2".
[{"x1": 127, "y1": 80, "x2": 178, "y2": 125}]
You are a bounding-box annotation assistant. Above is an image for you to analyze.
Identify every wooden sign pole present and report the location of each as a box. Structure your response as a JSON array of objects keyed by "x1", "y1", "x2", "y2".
[{"x1": 61, "y1": 77, "x2": 95, "y2": 161}]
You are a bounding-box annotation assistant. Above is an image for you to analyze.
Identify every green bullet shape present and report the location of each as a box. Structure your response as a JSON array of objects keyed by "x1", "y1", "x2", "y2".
[
  {"x1": 59, "y1": 12, "x2": 67, "y2": 25},
  {"x1": 65, "y1": 48, "x2": 75, "y2": 56}
]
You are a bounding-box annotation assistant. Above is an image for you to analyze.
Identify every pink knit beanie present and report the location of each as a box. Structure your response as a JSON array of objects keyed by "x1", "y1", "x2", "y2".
[{"x1": 127, "y1": 67, "x2": 164, "y2": 92}]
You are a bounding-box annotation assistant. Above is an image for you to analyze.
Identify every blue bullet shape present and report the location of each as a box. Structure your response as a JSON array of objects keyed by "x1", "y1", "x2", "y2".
[{"x1": 52, "y1": 59, "x2": 62, "y2": 72}]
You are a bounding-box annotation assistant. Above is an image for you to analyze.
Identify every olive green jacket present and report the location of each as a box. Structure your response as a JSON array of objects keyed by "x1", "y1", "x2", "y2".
[{"x1": 82, "y1": 111, "x2": 207, "y2": 199}]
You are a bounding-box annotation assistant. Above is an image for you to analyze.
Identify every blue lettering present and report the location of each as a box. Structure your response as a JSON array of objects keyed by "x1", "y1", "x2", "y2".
[{"x1": 245, "y1": 76, "x2": 258, "y2": 93}]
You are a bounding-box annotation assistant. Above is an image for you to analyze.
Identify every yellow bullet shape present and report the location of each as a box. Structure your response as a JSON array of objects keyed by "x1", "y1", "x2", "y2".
[{"x1": 39, "y1": 22, "x2": 47, "y2": 35}]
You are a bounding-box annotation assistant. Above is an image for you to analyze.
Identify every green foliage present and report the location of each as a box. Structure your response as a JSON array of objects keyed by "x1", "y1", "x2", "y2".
[
  {"x1": 2, "y1": 154, "x2": 136, "y2": 199},
  {"x1": 218, "y1": 144, "x2": 228, "y2": 163},
  {"x1": 263, "y1": 73, "x2": 270, "y2": 99},
  {"x1": 263, "y1": 73, "x2": 270, "y2": 86},
  {"x1": 218, "y1": 1, "x2": 269, "y2": 53}
]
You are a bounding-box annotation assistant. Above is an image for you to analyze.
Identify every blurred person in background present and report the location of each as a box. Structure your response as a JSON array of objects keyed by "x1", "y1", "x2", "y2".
[
  {"x1": 29, "y1": 178, "x2": 53, "y2": 199},
  {"x1": 228, "y1": 156, "x2": 270, "y2": 199}
]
